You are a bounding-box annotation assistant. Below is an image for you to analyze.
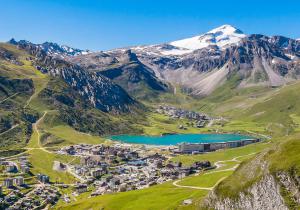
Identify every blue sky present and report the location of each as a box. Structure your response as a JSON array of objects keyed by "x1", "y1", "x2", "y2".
[{"x1": 1, "y1": 0, "x2": 300, "y2": 51}]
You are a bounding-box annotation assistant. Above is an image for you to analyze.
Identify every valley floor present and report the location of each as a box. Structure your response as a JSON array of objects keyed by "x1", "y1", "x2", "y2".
[
  {"x1": 1, "y1": 102, "x2": 272, "y2": 210},
  {"x1": 2, "y1": 57, "x2": 300, "y2": 209}
]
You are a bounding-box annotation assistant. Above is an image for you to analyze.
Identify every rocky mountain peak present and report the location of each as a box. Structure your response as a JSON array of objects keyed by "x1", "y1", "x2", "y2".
[
  {"x1": 117, "y1": 49, "x2": 139, "y2": 63},
  {"x1": 132, "y1": 24, "x2": 248, "y2": 56},
  {"x1": 8, "y1": 39, "x2": 138, "y2": 113},
  {"x1": 8, "y1": 39, "x2": 90, "y2": 57},
  {"x1": 207, "y1": 24, "x2": 244, "y2": 36}
]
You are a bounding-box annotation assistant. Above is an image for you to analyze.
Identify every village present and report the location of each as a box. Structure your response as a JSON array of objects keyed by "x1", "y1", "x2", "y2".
[
  {"x1": 0, "y1": 157, "x2": 60, "y2": 209},
  {"x1": 57, "y1": 144, "x2": 212, "y2": 198},
  {"x1": 156, "y1": 105, "x2": 211, "y2": 128},
  {"x1": 0, "y1": 134, "x2": 262, "y2": 209},
  {"x1": 0, "y1": 128, "x2": 261, "y2": 210},
  {"x1": 0, "y1": 144, "x2": 213, "y2": 208}
]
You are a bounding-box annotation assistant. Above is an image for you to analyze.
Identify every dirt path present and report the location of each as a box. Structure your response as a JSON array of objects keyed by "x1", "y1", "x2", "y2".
[
  {"x1": 173, "y1": 180, "x2": 212, "y2": 190},
  {"x1": 246, "y1": 130, "x2": 271, "y2": 140},
  {"x1": 0, "y1": 92, "x2": 19, "y2": 104},
  {"x1": 24, "y1": 93, "x2": 35, "y2": 108},
  {"x1": 33, "y1": 111, "x2": 48, "y2": 148},
  {"x1": 25, "y1": 111, "x2": 53, "y2": 154},
  {"x1": 0, "y1": 124, "x2": 19, "y2": 136},
  {"x1": 213, "y1": 152, "x2": 256, "y2": 169}
]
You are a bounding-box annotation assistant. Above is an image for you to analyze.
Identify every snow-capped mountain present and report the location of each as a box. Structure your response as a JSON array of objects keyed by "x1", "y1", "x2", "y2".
[
  {"x1": 37, "y1": 42, "x2": 91, "y2": 57},
  {"x1": 13, "y1": 25, "x2": 299, "y2": 99},
  {"x1": 8, "y1": 39, "x2": 90, "y2": 57},
  {"x1": 130, "y1": 24, "x2": 246, "y2": 56},
  {"x1": 168, "y1": 25, "x2": 246, "y2": 54},
  {"x1": 95, "y1": 25, "x2": 300, "y2": 96}
]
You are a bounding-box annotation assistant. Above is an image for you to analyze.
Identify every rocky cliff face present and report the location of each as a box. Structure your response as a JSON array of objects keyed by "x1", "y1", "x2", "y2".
[
  {"x1": 205, "y1": 171, "x2": 300, "y2": 210},
  {"x1": 10, "y1": 40, "x2": 137, "y2": 112},
  {"x1": 203, "y1": 142, "x2": 300, "y2": 210},
  {"x1": 206, "y1": 175, "x2": 288, "y2": 210},
  {"x1": 69, "y1": 49, "x2": 168, "y2": 99}
]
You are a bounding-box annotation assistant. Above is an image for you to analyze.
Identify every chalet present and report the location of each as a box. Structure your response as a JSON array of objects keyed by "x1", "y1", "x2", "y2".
[
  {"x1": 75, "y1": 184, "x2": 87, "y2": 194},
  {"x1": 13, "y1": 176, "x2": 24, "y2": 186},
  {"x1": 20, "y1": 164, "x2": 30, "y2": 173},
  {"x1": 108, "y1": 177, "x2": 120, "y2": 189},
  {"x1": 65, "y1": 146, "x2": 76, "y2": 155},
  {"x1": 91, "y1": 168, "x2": 106, "y2": 178},
  {"x1": 6, "y1": 164, "x2": 17, "y2": 173},
  {"x1": 3, "y1": 178, "x2": 13, "y2": 188},
  {"x1": 37, "y1": 174, "x2": 49, "y2": 183}
]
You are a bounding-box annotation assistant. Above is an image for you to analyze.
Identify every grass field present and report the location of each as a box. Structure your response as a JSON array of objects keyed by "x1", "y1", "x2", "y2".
[
  {"x1": 45, "y1": 125, "x2": 106, "y2": 146},
  {"x1": 26, "y1": 122, "x2": 40, "y2": 148},
  {"x1": 28, "y1": 149, "x2": 78, "y2": 184},
  {"x1": 25, "y1": 111, "x2": 80, "y2": 183},
  {"x1": 55, "y1": 182, "x2": 208, "y2": 210},
  {"x1": 27, "y1": 77, "x2": 51, "y2": 112},
  {"x1": 178, "y1": 170, "x2": 234, "y2": 188},
  {"x1": 211, "y1": 133, "x2": 300, "y2": 202}
]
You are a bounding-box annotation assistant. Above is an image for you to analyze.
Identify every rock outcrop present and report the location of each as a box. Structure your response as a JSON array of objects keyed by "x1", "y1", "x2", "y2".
[
  {"x1": 203, "y1": 148, "x2": 300, "y2": 210},
  {"x1": 69, "y1": 49, "x2": 168, "y2": 99},
  {"x1": 206, "y1": 175, "x2": 288, "y2": 210},
  {"x1": 9, "y1": 40, "x2": 137, "y2": 112}
]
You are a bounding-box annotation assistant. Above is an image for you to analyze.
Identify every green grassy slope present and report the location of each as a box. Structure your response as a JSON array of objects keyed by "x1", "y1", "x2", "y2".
[
  {"x1": 55, "y1": 182, "x2": 207, "y2": 210},
  {"x1": 0, "y1": 43, "x2": 42, "y2": 150},
  {"x1": 240, "y1": 82, "x2": 300, "y2": 135},
  {"x1": 213, "y1": 134, "x2": 300, "y2": 208}
]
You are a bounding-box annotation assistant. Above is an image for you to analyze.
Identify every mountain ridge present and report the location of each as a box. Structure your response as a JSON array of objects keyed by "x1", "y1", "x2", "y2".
[
  {"x1": 7, "y1": 25, "x2": 300, "y2": 99},
  {"x1": 8, "y1": 38, "x2": 91, "y2": 57},
  {"x1": 7, "y1": 40, "x2": 140, "y2": 112}
]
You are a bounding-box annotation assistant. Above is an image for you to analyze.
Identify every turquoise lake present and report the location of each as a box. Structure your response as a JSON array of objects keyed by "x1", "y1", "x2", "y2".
[{"x1": 110, "y1": 133, "x2": 253, "y2": 146}]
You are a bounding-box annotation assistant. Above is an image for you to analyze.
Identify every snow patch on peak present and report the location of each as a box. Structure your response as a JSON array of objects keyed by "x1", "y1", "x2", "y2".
[
  {"x1": 207, "y1": 24, "x2": 243, "y2": 35},
  {"x1": 165, "y1": 24, "x2": 246, "y2": 55}
]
